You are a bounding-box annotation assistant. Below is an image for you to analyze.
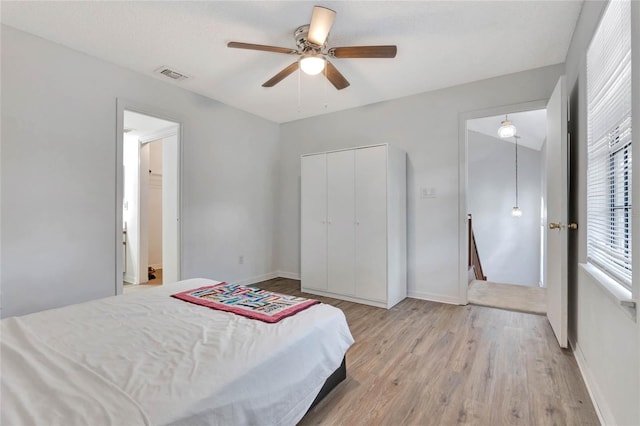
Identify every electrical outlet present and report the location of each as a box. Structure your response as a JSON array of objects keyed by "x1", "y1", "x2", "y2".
[
  {"x1": 239, "y1": 255, "x2": 244, "y2": 265},
  {"x1": 420, "y1": 187, "x2": 436, "y2": 198}
]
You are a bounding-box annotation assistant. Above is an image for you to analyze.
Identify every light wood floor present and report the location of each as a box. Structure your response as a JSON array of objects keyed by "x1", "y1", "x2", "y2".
[
  {"x1": 468, "y1": 280, "x2": 547, "y2": 315},
  {"x1": 255, "y1": 278, "x2": 598, "y2": 426}
]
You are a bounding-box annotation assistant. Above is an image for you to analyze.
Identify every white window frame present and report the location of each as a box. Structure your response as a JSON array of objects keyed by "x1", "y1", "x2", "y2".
[{"x1": 586, "y1": 0, "x2": 633, "y2": 291}]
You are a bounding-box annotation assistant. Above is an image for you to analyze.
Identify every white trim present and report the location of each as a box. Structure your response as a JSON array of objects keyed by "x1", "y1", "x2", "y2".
[
  {"x1": 302, "y1": 288, "x2": 392, "y2": 308},
  {"x1": 580, "y1": 263, "x2": 636, "y2": 321},
  {"x1": 572, "y1": 341, "x2": 611, "y2": 426},
  {"x1": 149, "y1": 263, "x2": 163, "y2": 270},
  {"x1": 407, "y1": 290, "x2": 465, "y2": 306},
  {"x1": 231, "y1": 272, "x2": 301, "y2": 286},
  {"x1": 231, "y1": 272, "x2": 278, "y2": 286},
  {"x1": 457, "y1": 99, "x2": 549, "y2": 306},
  {"x1": 277, "y1": 271, "x2": 301, "y2": 280},
  {"x1": 116, "y1": 100, "x2": 125, "y2": 295}
]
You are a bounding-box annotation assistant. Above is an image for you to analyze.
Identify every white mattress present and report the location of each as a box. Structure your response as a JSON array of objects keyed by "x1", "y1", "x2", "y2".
[{"x1": 1, "y1": 278, "x2": 354, "y2": 425}]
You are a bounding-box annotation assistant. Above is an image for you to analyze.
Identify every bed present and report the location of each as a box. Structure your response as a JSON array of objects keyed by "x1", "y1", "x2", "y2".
[{"x1": 1, "y1": 278, "x2": 354, "y2": 425}]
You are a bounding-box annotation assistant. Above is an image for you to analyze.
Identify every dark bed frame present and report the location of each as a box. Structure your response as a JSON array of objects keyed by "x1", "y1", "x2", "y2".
[{"x1": 307, "y1": 357, "x2": 346, "y2": 411}]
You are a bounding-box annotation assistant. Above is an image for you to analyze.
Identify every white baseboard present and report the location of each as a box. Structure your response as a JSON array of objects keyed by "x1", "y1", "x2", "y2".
[
  {"x1": 572, "y1": 341, "x2": 609, "y2": 426},
  {"x1": 149, "y1": 264, "x2": 162, "y2": 270},
  {"x1": 229, "y1": 271, "x2": 302, "y2": 286},
  {"x1": 123, "y1": 274, "x2": 137, "y2": 285},
  {"x1": 302, "y1": 287, "x2": 392, "y2": 308},
  {"x1": 231, "y1": 272, "x2": 278, "y2": 286},
  {"x1": 407, "y1": 290, "x2": 465, "y2": 305},
  {"x1": 277, "y1": 271, "x2": 301, "y2": 280}
]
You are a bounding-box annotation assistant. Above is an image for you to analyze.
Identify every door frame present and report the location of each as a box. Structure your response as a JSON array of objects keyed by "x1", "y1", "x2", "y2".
[
  {"x1": 115, "y1": 99, "x2": 184, "y2": 295},
  {"x1": 457, "y1": 99, "x2": 549, "y2": 304}
]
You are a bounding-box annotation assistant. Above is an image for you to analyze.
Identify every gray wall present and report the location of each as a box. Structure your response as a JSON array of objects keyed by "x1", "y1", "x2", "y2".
[
  {"x1": 4, "y1": 7, "x2": 639, "y2": 422},
  {"x1": 276, "y1": 63, "x2": 564, "y2": 304},
  {"x1": 1, "y1": 26, "x2": 281, "y2": 317},
  {"x1": 468, "y1": 130, "x2": 541, "y2": 286},
  {"x1": 563, "y1": 1, "x2": 640, "y2": 424}
]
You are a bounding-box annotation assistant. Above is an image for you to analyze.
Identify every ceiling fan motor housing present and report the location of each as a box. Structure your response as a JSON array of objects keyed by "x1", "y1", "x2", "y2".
[{"x1": 295, "y1": 25, "x2": 326, "y2": 52}]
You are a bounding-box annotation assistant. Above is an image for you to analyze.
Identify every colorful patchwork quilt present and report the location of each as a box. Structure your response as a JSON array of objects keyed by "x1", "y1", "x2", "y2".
[{"x1": 171, "y1": 283, "x2": 320, "y2": 323}]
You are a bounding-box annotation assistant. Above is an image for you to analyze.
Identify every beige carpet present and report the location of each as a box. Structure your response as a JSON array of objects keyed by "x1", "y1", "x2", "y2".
[
  {"x1": 123, "y1": 269, "x2": 163, "y2": 294},
  {"x1": 468, "y1": 280, "x2": 546, "y2": 315}
]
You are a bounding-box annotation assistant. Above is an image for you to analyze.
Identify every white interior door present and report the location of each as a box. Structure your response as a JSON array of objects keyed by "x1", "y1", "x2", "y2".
[
  {"x1": 301, "y1": 154, "x2": 328, "y2": 291},
  {"x1": 355, "y1": 146, "x2": 388, "y2": 301},
  {"x1": 545, "y1": 76, "x2": 569, "y2": 348},
  {"x1": 327, "y1": 150, "x2": 356, "y2": 295}
]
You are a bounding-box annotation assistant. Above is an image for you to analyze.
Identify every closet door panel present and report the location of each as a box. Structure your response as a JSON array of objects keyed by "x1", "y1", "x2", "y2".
[
  {"x1": 327, "y1": 150, "x2": 356, "y2": 295},
  {"x1": 301, "y1": 154, "x2": 327, "y2": 291},
  {"x1": 355, "y1": 146, "x2": 388, "y2": 301}
]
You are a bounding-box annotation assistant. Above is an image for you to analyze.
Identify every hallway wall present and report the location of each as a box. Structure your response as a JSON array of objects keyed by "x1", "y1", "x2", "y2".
[{"x1": 468, "y1": 130, "x2": 542, "y2": 286}]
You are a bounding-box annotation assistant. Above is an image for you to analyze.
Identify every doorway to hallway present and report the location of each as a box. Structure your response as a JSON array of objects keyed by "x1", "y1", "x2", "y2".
[
  {"x1": 466, "y1": 108, "x2": 548, "y2": 314},
  {"x1": 120, "y1": 108, "x2": 181, "y2": 292}
]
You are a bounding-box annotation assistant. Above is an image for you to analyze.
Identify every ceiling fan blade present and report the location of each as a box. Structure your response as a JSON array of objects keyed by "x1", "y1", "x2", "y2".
[
  {"x1": 262, "y1": 62, "x2": 299, "y2": 87},
  {"x1": 324, "y1": 61, "x2": 350, "y2": 90},
  {"x1": 330, "y1": 45, "x2": 397, "y2": 58},
  {"x1": 227, "y1": 42, "x2": 297, "y2": 55},
  {"x1": 307, "y1": 6, "x2": 336, "y2": 46}
]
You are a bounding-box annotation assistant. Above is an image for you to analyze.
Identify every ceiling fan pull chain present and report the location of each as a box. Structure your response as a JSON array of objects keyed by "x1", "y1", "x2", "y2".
[{"x1": 323, "y1": 67, "x2": 328, "y2": 109}]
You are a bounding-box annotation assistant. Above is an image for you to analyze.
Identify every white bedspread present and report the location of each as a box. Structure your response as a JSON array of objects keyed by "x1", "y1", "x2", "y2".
[{"x1": 1, "y1": 278, "x2": 354, "y2": 425}]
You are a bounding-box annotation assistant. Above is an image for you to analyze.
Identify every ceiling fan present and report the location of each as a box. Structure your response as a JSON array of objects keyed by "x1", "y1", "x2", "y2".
[{"x1": 227, "y1": 6, "x2": 397, "y2": 90}]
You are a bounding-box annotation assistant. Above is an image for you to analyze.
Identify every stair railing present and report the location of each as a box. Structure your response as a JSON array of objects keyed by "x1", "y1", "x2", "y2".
[{"x1": 468, "y1": 214, "x2": 487, "y2": 281}]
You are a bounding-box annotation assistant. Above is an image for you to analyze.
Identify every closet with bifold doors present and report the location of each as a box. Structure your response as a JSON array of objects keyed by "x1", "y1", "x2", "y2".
[{"x1": 301, "y1": 144, "x2": 407, "y2": 309}]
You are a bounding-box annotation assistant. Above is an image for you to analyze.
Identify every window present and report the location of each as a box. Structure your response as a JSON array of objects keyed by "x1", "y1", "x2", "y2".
[{"x1": 586, "y1": 0, "x2": 632, "y2": 289}]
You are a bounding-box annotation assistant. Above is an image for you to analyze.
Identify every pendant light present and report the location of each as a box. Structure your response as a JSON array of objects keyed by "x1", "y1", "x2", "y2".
[
  {"x1": 512, "y1": 135, "x2": 522, "y2": 217},
  {"x1": 498, "y1": 114, "x2": 517, "y2": 138}
]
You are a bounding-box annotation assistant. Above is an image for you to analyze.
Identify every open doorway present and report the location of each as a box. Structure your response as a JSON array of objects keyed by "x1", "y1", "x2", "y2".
[
  {"x1": 465, "y1": 109, "x2": 547, "y2": 314},
  {"x1": 121, "y1": 110, "x2": 180, "y2": 293}
]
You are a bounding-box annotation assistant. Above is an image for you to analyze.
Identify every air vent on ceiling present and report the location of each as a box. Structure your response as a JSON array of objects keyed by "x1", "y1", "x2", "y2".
[{"x1": 154, "y1": 66, "x2": 190, "y2": 81}]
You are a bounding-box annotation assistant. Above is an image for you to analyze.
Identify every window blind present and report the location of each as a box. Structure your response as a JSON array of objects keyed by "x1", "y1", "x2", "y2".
[{"x1": 586, "y1": 0, "x2": 632, "y2": 289}]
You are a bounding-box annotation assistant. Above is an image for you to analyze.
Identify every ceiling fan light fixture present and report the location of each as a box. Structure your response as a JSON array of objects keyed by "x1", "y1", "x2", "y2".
[
  {"x1": 300, "y1": 55, "x2": 326, "y2": 75},
  {"x1": 498, "y1": 116, "x2": 517, "y2": 138},
  {"x1": 227, "y1": 5, "x2": 396, "y2": 90}
]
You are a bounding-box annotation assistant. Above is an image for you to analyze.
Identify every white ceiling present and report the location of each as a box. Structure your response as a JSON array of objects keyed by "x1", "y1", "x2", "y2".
[
  {"x1": 468, "y1": 109, "x2": 547, "y2": 151},
  {"x1": 1, "y1": 1, "x2": 583, "y2": 124},
  {"x1": 124, "y1": 111, "x2": 178, "y2": 138}
]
